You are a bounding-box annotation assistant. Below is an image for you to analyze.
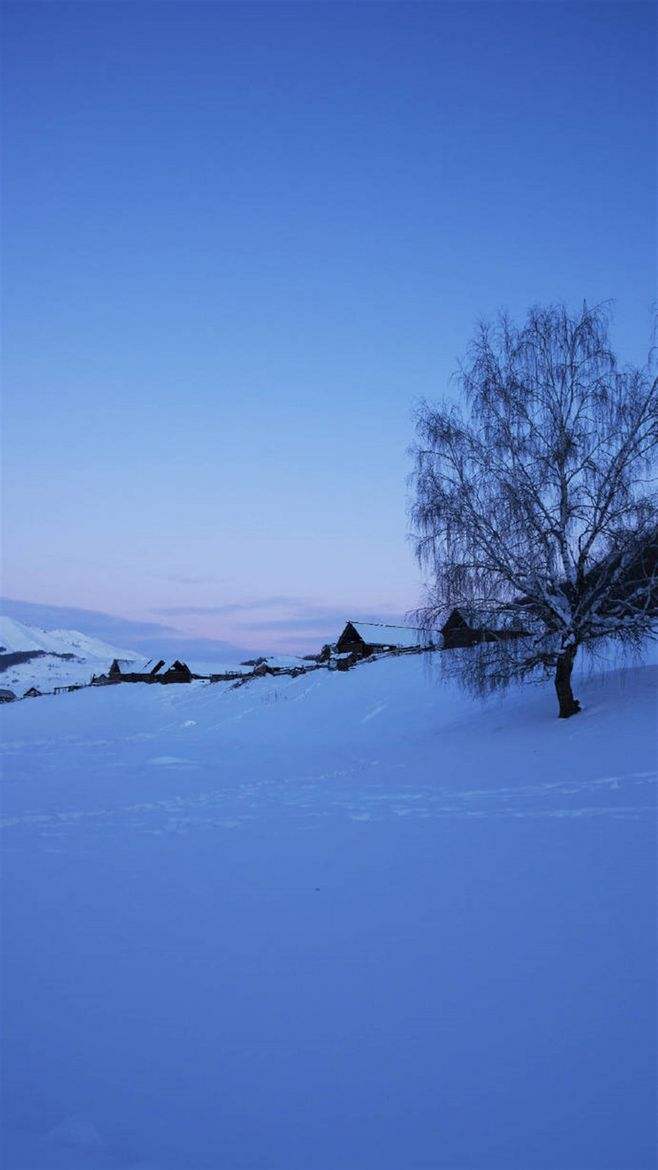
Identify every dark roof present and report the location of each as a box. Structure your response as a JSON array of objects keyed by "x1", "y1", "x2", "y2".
[
  {"x1": 441, "y1": 607, "x2": 527, "y2": 633},
  {"x1": 441, "y1": 608, "x2": 473, "y2": 633}
]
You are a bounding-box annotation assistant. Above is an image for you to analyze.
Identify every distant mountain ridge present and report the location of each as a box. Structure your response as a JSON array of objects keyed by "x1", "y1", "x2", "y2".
[
  {"x1": 0, "y1": 616, "x2": 137, "y2": 662},
  {"x1": 0, "y1": 617, "x2": 141, "y2": 695},
  {"x1": 0, "y1": 598, "x2": 251, "y2": 664}
]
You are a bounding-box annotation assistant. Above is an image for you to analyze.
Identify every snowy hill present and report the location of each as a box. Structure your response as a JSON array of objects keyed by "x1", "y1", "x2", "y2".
[
  {"x1": 1, "y1": 651, "x2": 656, "y2": 1169},
  {"x1": 0, "y1": 614, "x2": 137, "y2": 660},
  {"x1": 0, "y1": 616, "x2": 141, "y2": 695}
]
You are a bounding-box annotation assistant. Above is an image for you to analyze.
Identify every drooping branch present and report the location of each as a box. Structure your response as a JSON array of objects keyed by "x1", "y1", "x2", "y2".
[{"x1": 409, "y1": 303, "x2": 658, "y2": 712}]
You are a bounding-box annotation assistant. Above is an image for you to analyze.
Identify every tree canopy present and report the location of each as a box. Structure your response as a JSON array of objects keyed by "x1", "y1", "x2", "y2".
[{"x1": 410, "y1": 303, "x2": 658, "y2": 716}]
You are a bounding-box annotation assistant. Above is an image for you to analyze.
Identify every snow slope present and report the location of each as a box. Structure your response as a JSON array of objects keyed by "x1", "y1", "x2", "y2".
[
  {"x1": 0, "y1": 616, "x2": 141, "y2": 694},
  {"x1": 1, "y1": 652, "x2": 656, "y2": 1169},
  {"x1": 0, "y1": 615, "x2": 137, "y2": 660}
]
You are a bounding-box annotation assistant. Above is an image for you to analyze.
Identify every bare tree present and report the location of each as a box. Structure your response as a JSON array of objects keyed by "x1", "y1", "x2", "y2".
[{"x1": 410, "y1": 303, "x2": 658, "y2": 717}]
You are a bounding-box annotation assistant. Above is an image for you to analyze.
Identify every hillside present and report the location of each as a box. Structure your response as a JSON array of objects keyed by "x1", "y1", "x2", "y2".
[
  {"x1": 0, "y1": 616, "x2": 141, "y2": 694},
  {"x1": 1, "y1": 651, "x2": 656, "y2": 1169}
]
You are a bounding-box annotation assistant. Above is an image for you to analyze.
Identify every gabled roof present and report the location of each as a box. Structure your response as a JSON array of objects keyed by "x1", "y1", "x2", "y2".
[
  {"x1": 441, "y1": 607, "x2": 526, "y2": 633},
  {"x1": 441, "y1": 608, "x2": 474, "y2": 632},
  {"x1": 344, "y1": 622, "x2": 433, "y2": 649}
]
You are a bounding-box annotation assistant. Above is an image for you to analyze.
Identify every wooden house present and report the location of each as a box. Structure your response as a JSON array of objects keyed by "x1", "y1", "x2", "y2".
[
  {"x1": 581, "y1": 531, "x2": 658, "y2": 616},
  {"x1": 335, "y1": 621, "x2": 434, "y2": 658},
  {"x1": 23, "y1": 686, "x2": 42, "y2": 698},
  {"x1": 441, "y1": 608, "x2": 526, "y2": 650},
  {"x1": 94, "y1": 658, "x2": 192, "y2": 685},
  {"x1": 160, "y1": 660, "x2": 193, "y2": 684},
  {"x1": 440, "y1": 609, "x2": 486, "y2": 649},
  {"x1": 129, "y1": 660, "x2": 167, "y2": 682}
]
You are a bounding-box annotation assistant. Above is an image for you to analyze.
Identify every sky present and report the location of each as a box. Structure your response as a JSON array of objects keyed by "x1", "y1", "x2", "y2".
[{"x1": 2, "y1": 0, "x2": 655, "y2": 654}]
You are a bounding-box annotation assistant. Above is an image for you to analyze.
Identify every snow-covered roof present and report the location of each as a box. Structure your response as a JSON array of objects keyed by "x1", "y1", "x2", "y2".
[{"x1": 347, "y1": 622, "x2": 433, "y2": 649}]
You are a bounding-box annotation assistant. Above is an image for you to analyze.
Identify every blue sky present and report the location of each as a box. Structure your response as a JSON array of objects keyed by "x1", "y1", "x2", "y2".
[{"x1": 2, "y1": 1, "x2": 655, "y2": 653}]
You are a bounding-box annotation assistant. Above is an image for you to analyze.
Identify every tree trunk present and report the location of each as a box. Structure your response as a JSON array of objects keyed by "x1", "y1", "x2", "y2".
[{"x1": 554, "y1": 645, "x2": 581, "y2": 718}]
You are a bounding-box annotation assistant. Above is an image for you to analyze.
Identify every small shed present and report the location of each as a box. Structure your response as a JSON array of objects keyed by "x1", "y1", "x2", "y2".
[
  {"x1": 23, "y1": 686, "x2": 42, "y2": 698},
  {"x1": 335, "y1": 621, "x2": 433, "y2": 658},
  {"x1": 0, "y1": 688, "x2": 17, "y2": 703}
]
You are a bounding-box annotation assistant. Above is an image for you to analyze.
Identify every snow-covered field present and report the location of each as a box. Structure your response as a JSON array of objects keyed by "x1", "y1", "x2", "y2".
[{"x1": 1, "y1": 651, "x2": 656, "y2": 1169}]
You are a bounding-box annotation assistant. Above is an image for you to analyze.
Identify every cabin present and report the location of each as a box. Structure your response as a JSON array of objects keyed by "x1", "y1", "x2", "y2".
[
  {"x1": 335, "y1": 621, "x2": 434, "y2": 658},
  {"x1": 100, "y1": 658, "x2": 168, "y2": 684},
  {"x1": 440, "y1": 609, "x2": 488, "y2": 649},
  {"x1": 124, "y1": 660, "x2": 167, "y2": 683},
  {"x1": 583, "y1": 532, "x2": 658, "y2": 615},
  {"x1": 160, "y1": 660, "x2": 193, "y2": 684},
  {"x1": 94, "y1": 658, "x2": 193, "y2": 685},
  {"x1": 23, "y1": 687, "x2": 42, "y2": 698},
  {"x1": 0, "y1": 688, "x2": 17, "y2": 703},
  {"x1": 441, "y1": 608, "x2": 526, "y2": 649}
]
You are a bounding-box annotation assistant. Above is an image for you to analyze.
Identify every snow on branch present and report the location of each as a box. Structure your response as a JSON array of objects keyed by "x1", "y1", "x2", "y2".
[{"x1": 409, "y1": 303, "x2": 658, "y2": 707}]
